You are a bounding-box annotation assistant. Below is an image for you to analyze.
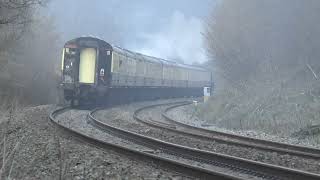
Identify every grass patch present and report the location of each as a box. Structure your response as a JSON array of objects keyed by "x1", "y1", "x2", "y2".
[{"x1": 197, "y1": 82, "x2": 320, "y2": 137}]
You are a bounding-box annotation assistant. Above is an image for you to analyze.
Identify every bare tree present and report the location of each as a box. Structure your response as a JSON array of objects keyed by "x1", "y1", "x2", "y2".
[
  {"x1": 0, "y1": 0, "x2": 47, "y2": 55},
  {"x1": 205, "y1": 0, "x2": 320, "y2": 87},
  {"x1": 0, "y1": 0, "x2": 46, "y2": 26},
  {"x1": 0, "y1": 10, "x2": 60, "y2": 105},
  {"x1": 202, "y1": 0, "x2": 320, "y2": 135}
]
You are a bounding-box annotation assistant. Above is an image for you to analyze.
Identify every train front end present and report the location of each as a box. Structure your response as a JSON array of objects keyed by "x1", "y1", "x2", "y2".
[{"x1": 60, "y1": 37, "x2": 112, "y2": 105}]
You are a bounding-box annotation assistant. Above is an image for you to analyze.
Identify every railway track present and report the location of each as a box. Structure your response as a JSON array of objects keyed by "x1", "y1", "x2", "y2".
[
  {"x1": 49, "y1": 101, "x2": 320, "y2": 180},
  {"x1": 162, "y1": 102, "x2": 320, "y2": 159},
  {"x1": 89, "y1": 103, "x2": 320, "y2": 180},
  {"x1": 134, "y1": 101, "x2": 320, "y2": 160},
  {"x1": 49, "y1": 106, "x2": 239, "y2": 180}
]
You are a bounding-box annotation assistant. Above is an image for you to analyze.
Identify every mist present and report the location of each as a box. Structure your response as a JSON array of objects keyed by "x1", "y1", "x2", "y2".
[
  {"x1": 48, "y1": 0, "x2": 214, "y2": 64},
  {"x1": 202, "y1": 0, "x2": 320, "y2": 135},
  {"x1": 133, "y1": 11, "x2": 207, "y2": 63},
  {"x1": 0, "y1": 0, "x2": 215, "y2": 105}
]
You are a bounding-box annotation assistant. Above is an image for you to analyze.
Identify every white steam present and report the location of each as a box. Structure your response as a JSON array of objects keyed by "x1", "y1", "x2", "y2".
[{"x1": 131, "y1": 11, "x2": 207, "y2": 64}]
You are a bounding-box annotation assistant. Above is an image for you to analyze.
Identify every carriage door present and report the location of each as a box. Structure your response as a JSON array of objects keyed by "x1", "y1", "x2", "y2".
[
  {"x1": 98, "y1": 49, "x2": 112, "y2": 85},
  {"x1": 79, "y1": 48, "x2": 97, "y2": 84}
]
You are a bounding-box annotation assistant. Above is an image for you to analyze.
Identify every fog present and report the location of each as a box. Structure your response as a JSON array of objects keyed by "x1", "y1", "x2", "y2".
[
  {"x1": 202, "y1": 0, "x2": 320, "y2": 136},
  {"x1": 48, "y1": 0, "x2": 214, "y2": 63},
  {"x1": 0, "y1": 0, "x2": 214, "y2": 105}
]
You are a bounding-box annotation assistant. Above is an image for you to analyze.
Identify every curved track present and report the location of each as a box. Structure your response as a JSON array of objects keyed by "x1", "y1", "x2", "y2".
[
  {"x1": 89, "y1": 103, "x2": 320, "y2": 180},
  {"x1": 49, "y1": 106, "x2": 239, "y2": 180},
  {"x1": 161, "y1": 102, "x2": 320, "y2": 159}
]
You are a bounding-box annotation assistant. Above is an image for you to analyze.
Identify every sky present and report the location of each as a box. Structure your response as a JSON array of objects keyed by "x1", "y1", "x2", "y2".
[{"x1": 48, "y1": 0, "x2": 215, "y2": 64}]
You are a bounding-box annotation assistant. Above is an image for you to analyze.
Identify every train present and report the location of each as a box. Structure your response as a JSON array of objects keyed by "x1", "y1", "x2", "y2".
[{"x1": 60, "y1": 36, "x2": 213, "y2": 105}]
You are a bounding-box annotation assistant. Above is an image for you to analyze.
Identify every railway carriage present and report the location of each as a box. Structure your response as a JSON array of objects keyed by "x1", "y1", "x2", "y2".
[{"x1": 61, "y1": 36, "x2": 213, "y2": 105}]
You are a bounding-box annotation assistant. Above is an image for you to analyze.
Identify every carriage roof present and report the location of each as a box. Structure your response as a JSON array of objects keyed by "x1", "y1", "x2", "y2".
[{"x1": 65, "y1": 36, "x2": 209, "y2": 72}]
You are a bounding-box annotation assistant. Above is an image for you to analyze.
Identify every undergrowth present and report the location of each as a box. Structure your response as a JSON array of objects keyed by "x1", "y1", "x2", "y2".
[{"x1": 197, "y1": 81, "x2": 320, "y2": 138}]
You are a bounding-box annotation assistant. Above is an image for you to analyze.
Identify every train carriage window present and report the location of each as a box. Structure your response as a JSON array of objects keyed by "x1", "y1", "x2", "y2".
[
  {"x1": 126, "y1": 56, "x2": 129, "y2": 74},
  {"x1": 132, "y1": 58, "x2": 136, "y2": 75},
  {"x1": 118, "y1": 54, "x2": 125, "y2": 73},
  {"x1": 130, "y1": 57, "x2": 136, "y2": 75},
  {"x1": 121, "y1": 54, "x2": 129, "y2": 75},
  {"x1": 146, "y1": 61, "x2": 150, "y2": 77},
  {"x1": 119, "y1": 60, "x2": 123, "y2": 67},
  {"x1": 129, "y1": 57, "x2": 134, "y2": 75},
  {"x1": 137, "y1": 59, "x2": 145, "y2": 76},
  {"x1": 126, "y1": 57, "x2": 130, "y2": 74},
  {"x1": 149, "y1": 62, "x2": 154, "y2": 78},
  {"x1": 112, "y1": 52, "x2": 120, "y2": 73}
]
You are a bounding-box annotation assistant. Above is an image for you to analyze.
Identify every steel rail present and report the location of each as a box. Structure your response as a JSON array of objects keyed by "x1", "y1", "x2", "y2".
[
  {"x1": 135, "y1": 101, "x2": 320, "y2": 159},
  {"x1": 161, "y1": 102, "x2": 320, "y2": 159},
  {"x1": 49, "y1": 107, "x2": 240, "y2": 180},
  {"x1": 90, "y1": 106, "x2": 320, "y2": 180}
]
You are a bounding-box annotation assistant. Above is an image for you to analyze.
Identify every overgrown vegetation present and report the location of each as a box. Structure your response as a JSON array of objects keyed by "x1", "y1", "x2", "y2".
[
  {"x1": 0, "y1": 0, "x2": 60, "y2": 105},
  {"x1": 201, "y1": 0, "x2": 320, "y2": 137}
]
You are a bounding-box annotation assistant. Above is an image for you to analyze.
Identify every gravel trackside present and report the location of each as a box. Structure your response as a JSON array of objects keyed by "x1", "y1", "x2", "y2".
[
  {"x1": 0, "y1": 105, "x2": 195, "y2": 180},
  {"x1": 167, "y1": 104, "x2": 320, "y2": 149},
  {"x1": 93, "y1": 100, "x2": 320, "y2": 174}
]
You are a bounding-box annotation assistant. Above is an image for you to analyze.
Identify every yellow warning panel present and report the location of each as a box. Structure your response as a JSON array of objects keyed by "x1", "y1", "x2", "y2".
[{"x1": 79, "y1": 48, "x2": 96, "y2": 83}]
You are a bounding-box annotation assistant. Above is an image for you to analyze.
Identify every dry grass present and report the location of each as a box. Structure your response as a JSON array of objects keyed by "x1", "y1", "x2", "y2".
[
  {"x1": 0, "y1": 98, "x2": 25, "y2": 180},
  {"x1": 198, "y1": 80, "x2": 320, "y2": 137},
  {"x1": 202, "y1": 0, "x2": 320, "y2": 141}
]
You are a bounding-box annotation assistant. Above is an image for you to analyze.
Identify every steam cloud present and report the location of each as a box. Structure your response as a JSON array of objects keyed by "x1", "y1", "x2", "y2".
[
  {"x1": 131, "y1": 11, "x2": 207, "y2": 64},
  {"x1": 48, "y1": 0, "x2": 213, "y2": 64}
]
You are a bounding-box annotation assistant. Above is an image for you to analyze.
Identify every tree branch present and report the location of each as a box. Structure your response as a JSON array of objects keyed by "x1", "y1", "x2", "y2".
[{"x1": 306, "y1": 63, "x2": 318, "y2": 80}]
